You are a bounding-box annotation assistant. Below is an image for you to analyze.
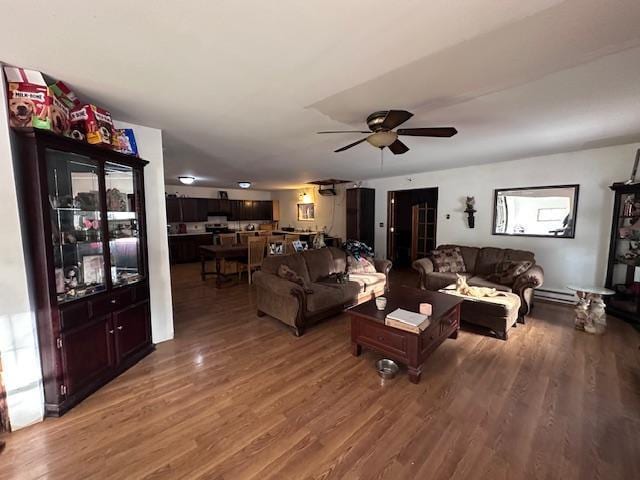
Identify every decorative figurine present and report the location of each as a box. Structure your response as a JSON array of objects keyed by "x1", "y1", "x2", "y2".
[{"x1": 464, "y1": 196, "x2": 477, "y2": 228}]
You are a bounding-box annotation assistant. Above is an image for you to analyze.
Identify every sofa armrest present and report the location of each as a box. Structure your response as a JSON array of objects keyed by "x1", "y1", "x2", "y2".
[
  {"x1": 374, "y1": 258, "x2": 392, "y2": 276},
  {"x1": 412, "y1": 257, "x2": 435, "y2": 289},
  {"x1": 253, "y1": 271, "x2": 304, "y2": 296},
  {"x1": 512, "y1": 265, "x2": 544, "y2": 316}
]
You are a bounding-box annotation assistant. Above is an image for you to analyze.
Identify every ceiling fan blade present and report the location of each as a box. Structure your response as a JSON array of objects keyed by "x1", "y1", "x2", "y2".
[
  {"x1": 334, "y1": 137, "x2": 368, "y2": 152},
  {"x1": 396, "y1": 127, "x2": 458, "y2": 137},
  {"x1": 317, "y1": 130, "x2": 370, "y2": 134},
  {"x1": 388, "y1": 139, "x2": 409, "y2": 155},
  {"x1": 381, "y1": 110, "x2": 413, "y2": 130}
]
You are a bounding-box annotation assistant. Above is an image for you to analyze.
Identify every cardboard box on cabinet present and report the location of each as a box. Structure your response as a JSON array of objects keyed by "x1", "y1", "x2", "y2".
[
  {"x1": 69, "y1": 104, "x2": 114, "y2": 146},
  {"x1": 3, "y1": 66, "x2": 71, "y2": 135}
]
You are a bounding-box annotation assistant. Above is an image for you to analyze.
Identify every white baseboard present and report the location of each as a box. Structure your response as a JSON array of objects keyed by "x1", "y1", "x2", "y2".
[{"x1": 534, "y1": 288, "x2": 576, "y2": 305}]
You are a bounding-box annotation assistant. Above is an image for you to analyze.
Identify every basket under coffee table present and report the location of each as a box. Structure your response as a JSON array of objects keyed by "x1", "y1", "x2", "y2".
[{"x1": 349, "y1": 286, "x2": 463, "y2": 383}]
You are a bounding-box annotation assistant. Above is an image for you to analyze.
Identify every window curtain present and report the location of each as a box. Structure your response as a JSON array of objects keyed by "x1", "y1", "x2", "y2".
[{"x1": 0, "y1": 352, "x2": 10, "y2": 433}]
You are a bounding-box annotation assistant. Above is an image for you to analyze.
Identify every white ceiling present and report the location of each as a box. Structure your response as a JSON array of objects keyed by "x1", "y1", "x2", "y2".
[{"x1": 2, "y1": 0, "x2": 640, "y2": 189}]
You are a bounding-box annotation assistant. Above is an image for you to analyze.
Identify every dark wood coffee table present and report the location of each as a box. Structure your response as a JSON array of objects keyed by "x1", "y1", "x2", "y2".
[{"x1": 349, "y1": 286, "x2": 463, "y2": 383}]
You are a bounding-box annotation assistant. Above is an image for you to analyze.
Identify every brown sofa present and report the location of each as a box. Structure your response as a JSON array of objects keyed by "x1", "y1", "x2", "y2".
[
  {"x1": 412, "y1": 244, "x2": 544, "y2": 318},
  {"x1": 253, "y1": 247, "x2": 392, "y2": 336}
]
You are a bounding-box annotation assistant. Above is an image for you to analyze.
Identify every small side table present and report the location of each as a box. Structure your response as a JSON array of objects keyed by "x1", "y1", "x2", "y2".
[{"x1": 567, "y1": 285, "x2": 615, "y2": 334}]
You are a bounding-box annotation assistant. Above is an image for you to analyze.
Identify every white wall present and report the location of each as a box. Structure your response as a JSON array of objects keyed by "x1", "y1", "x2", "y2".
[
  {"x1": 115, "y1": 121, "x2": 174, "y2": 344},
  {"x1": 165, "y1": 185, "x2": 271, "y2": 200},
  {"x1": 0, "y1": 66, "x2": 44, "y2": 429},
  {"x1": 363, "y1": 143, "x2": 638, "y2": 294},
  {"x1": 271, "y1": 185, "x2": 347, "y2": 239}
]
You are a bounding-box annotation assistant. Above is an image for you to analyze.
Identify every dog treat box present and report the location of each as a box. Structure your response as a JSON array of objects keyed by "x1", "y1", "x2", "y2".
[
  {"x1": 70, "y1": 104, "x2": 114, "y2": 146},
  {"x1": 3, "y1": 66, "x2": 70, "y2": 135}
]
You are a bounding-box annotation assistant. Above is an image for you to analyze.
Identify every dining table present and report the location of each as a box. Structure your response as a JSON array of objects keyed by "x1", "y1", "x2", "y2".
[{"x1": 199, "y1": 244, "x2": 248, "y2": 288}]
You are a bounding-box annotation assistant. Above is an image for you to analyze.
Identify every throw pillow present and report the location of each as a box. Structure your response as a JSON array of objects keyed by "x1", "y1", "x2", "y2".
[
  {"x1": 277, "y1": 264, "x2": 313, "y2": 293},
  {"x1": 486, "y1": 260, "x2": 533, "y2": 285},
  {"x1": 347, "y1": 255, "x2": 376, "y2": 274},
  {"x1": 431, "y1": 247, "x2": 466, "y2": 273}
]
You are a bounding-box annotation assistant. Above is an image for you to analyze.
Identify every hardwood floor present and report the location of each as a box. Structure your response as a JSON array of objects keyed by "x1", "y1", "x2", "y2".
[{"x1": 1, "y1": 263, "x2": 639, "y2": 479}]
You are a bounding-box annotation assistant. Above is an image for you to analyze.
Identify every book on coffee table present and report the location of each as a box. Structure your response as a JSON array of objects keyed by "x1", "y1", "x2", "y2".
[{"x1": 385, "y1": 308, "x2": 430, "y2": 333}]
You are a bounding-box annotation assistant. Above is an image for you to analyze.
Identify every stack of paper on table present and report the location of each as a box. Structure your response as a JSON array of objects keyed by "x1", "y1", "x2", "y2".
[{"x1": 385, "y1": 308, "x2": 431, "y2": 333}]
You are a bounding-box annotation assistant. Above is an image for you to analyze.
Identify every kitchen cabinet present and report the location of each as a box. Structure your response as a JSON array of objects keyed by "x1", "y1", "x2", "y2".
[
  {"x1": 180, "y1": 198, "x2": 200, "y2": 222},
  {"x1": 13, "y1": 128, "x2": 153, "y2": 416},
  {"x1": 166, "y1": 198, "x2": 181, "y2": 222}
]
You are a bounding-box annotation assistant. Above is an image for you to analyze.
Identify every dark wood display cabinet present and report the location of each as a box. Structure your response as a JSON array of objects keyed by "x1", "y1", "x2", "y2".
[
  {"x1": 13, "y1": 128, "x2": 154, "y2": 416},
  {"x1": 605, "y1": 182, "x2": 640, "y2": 326},
  {"x1": 347, "y1": 187, "x2": 376, "y2": 250}
]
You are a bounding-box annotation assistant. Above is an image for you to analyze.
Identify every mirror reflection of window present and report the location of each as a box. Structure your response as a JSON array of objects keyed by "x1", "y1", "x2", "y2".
[{"x1": 493, "y1": 185, "x2": 579, "y2": 238}]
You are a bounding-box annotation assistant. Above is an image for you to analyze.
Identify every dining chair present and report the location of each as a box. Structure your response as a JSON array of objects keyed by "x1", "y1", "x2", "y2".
[
  {"x1": 267, "y1": 235, "x2": 285, "y2": 243},
  {"x1": 257, "y1": 230, "x2": 271, "y2": 237},
  {"x1": 284, "y1": 234, "x2": 300, "y2": 242},
  {"x1": 239, "y1": 232, "x2": 256, "y2": 245},
  {"x1": 238, "y1": 237, "x2": 266, "y2": 284},
  {"x1": 217, "y1": 233, "x2": 236, "y2": 247}
]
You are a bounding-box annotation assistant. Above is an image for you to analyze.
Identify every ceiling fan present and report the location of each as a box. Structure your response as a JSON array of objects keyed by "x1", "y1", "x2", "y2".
[{"x1": 317, "y1": 110, "x2": 457, "y2": 154}]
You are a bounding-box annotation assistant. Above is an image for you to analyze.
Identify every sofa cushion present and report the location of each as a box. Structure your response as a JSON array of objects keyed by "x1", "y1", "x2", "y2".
[
  {"x1": 431, "y1": 247, "x2": 467, "y2": 273},
  {"x1": 438, "y1": 245, "x2": 479, "y2": 275},
  {"x1": 326, "y1": 247, "x2": 348, "y2": 273},
  {"x1": 348, "y1": 272, "x2": 386, "y2": 293},
  {"x1": 475, "y1": 247, "x2": 535, "y2": 276},
  {"x1": 305, "y1": 283, "x2": 345, "y2": 313},
  {"x1": 262, "y1": 253, "x2": 311, "y2": 284},
  {"x1": 485, "y1": 260, "x2": 533, "y2": 286},
  {"x1": 347, "y1": 255, "x2": 376, "y2": 273},
  {"x1": 277, "y1": 264, "x2": 313, "y2": 293},
  {"x1": 467, "y1": 276, "x2": 512, "y2": 292},
  {"x1": 474, "y1": 247, "x2": 506, "y2": 276},
  {"x1": 302, "y1": 248, "x2": 335, "y2": 282},
  {"x1": 423, "y1": 271, "x2": 459, "y2": 291}
]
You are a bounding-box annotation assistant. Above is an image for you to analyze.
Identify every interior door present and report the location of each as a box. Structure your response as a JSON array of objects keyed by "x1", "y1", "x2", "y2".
[
  {"x1": 113, "y1": 301, "x2": 151, "y2": 362},
  {"x1": 61, "y1": 315, "x2": 115, "y2": 396},
  {"x1": 411, "y1": 202, "x2": 436, "y2": 261}
]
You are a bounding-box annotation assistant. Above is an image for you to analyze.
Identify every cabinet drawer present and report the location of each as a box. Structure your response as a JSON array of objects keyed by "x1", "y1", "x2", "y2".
[
  {"x1": 89, "y1": 290, "x2": 133, "y2": 317},
  {"x1": 60, "y1": 301, "x2": 91, "y2": 331},
  {"x1": 359, "y1": 323, "x2": 407, "y2": 355}
]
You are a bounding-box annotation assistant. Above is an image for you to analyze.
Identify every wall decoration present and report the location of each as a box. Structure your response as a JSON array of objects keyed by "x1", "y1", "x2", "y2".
[
  {"x1": 464, "y1": 196, "x2": 477, "y2": 228},
  {"x1": 297, "y1": 203, "x2": 315, "y2": 221}
]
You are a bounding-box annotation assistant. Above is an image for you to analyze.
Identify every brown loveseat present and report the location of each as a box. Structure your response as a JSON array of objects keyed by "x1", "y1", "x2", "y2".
[
  {"x1": 412, "y1": 244, "x2": 544, "y2": 317},
  {"x1": 253, "y1": 247, "x2": 392, "y2": 336}
]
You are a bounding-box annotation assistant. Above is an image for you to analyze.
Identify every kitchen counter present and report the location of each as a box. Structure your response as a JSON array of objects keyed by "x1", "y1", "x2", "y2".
[{"x1": 168, "y1": 232, "x2": 212, "y2": 237}]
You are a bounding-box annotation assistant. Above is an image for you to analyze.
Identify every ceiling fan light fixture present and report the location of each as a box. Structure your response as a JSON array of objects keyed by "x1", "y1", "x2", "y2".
[
  {"x1": 178, "y1": 176, "x2": 196, "y2": 185},
  {"x1": 237, "y1": 181, "x2": 252, "y2": 189},
  {"x1": 366, "y1": 131, "x2": 398, "y2": 148}
]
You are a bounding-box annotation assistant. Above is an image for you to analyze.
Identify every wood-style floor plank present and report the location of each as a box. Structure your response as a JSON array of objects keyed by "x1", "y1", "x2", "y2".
[{"x1": 1, "y1": 263, "x2": 639, "y2": 480}]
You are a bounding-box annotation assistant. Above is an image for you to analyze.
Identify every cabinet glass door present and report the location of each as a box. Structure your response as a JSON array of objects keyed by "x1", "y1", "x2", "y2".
[
  {"x1": 105, "y1": 162, "x2": 144, "y2": 287},
  {"x1": 46, "y1": 149, "x2": 106, "y2": 303},
  {"x1": 610, "y1": 191, "x2": 640, "y2": 314}
]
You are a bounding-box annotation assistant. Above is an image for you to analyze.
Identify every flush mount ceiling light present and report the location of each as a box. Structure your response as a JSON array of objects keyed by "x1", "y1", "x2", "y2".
[
  {"x1": 178, "y1": 176, "x2": 196, "y2": 185},
  {"x1": 366, "y1": 131, "x2": 398, "y2": 148},
  {"x1": 238, "y1": 181, "x2": 252, "y2": 189}
]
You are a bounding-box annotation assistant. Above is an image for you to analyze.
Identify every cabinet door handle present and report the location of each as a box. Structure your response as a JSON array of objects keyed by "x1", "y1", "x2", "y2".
[
  {"x1": 117, "y1": 326, "x2": 123, "y2": 330},
  {"x1": 110, "y1": 299, "x2": 117, "y2": 304},
  {"x1": 109, "y1": 329, "x2": 114, "y2": 334}
]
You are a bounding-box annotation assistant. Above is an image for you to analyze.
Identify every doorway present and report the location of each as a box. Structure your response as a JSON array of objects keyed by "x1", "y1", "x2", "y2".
[{"x1": 387, "y1": 187, "x2": 438, "y2": 268}]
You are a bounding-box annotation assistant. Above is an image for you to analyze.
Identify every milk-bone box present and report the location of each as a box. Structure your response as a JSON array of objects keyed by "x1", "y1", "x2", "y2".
[
  {"x1": 4, "y1": 66, "x2": 76, "y2": 135},
  {"x1": 70, "y1": 104, "x2": 114, "y2": 146}
]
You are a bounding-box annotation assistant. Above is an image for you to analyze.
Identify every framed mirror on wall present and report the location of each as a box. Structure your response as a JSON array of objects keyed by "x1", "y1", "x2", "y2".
[{"x1": 493, "y1": 185, "x2": 579, "y2": 238}]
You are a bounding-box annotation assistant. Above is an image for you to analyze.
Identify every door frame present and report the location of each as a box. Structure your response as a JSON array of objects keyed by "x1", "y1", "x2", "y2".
[{"x1": 386, "y1": 187, "x2": 439, "y2": 263}]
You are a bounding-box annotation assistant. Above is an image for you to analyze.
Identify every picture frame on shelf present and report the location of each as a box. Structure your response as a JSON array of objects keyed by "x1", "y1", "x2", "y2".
[
  {"x1": 82, "y1": 255, "x2": 104, "y2": 285},
  {"x1": 219, "y1": 191, "x2": 228, "y2": 199}
]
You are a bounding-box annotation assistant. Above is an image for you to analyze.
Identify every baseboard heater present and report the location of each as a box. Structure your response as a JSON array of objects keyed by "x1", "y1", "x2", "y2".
[{"x1": 534, "y1": 288, "x2": 575, "y2": 305}]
